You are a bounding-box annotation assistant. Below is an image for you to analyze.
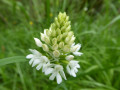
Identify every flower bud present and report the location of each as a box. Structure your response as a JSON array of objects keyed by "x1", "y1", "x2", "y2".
[
  {"x1": 42, "y1": 44, "x2": 49, "y2": 52},
  {"x1": 59, "y1": 42, "x2": 64, "y2": 48},
  {"x1": 69, "y1": 41, "x2": 74, "y2": 46},
  {"x1": 66, "y1": 26, "x2": 71, "y2": 32},
  {"x1": 52, "y1": 38, "x2": 57, "y2": 45},
  {"x1": 65, "y1": 16, "x2": 69, "y2": 21},
  {"x1": 61, "y1": 25, "x2": 67, "y2": 32},
  {"x1": 57, "y1": 35, "x2": 62, "y2": 41},
  {"x1": 58, "y1": 12, "x2": 62, "y2": 23},
  {"x1": 62, "y1": 12, "x2": 66, "y2": 20},
  {"x1": 53, "y1": 50, "x2": 60, "y2": 57},
  {"x1": 46, "y1": 29, "x2": 51, "y2": 36},
  {"x1": 52, "y1": 30, "x2": 56, "y2": 37},
  {"x1": 63, "y1": 45, "x2": 70, "y2": 52},
  {"x1": 65, "y1": 36, "x2": 70, "y2": 43},
  {"x1": 34, "y1": 38, "x2": 42, "y2": 47},
  {"x1": 40, "y1": 33, "x2": 45, "y2": 41},
  {"x1": 68, "y1": 31, "x2": 73, "y2": 37},
  {"x1": 51, "y1": 23, "x2": 56, "y2": 30},
  {"x1": 65, "y1": 55, "x2": 74, "y2": 61},
  {"x1": 44, "y1": 36, "x2": 50, "y2": 44},
  {"x1": 62, "y1": 32, "x2": 68, "y2": 38},
  {"x1": 68, "y1": 36, "x2": 75, "y2": 45},
  {"x1": 65, "y1": 21, "x2": 70, "y2": 27},
  {"x1": 52, "y1": 44, "x2": 58, "y2": 50},
  {"x1": 58, "y1": 12, "x2": 62, "y2": 18},
  {"x1": 55, "y1": 17, "x2": 59, "y2": 27},
  {"x1": 56, "y1": 28, "x2": 61, "y2": 35}
]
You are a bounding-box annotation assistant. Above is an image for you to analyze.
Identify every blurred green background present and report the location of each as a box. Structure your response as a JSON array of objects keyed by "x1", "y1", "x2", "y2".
[{"x1": 0, "y1": 0, "x2": 120, "y2": 90}]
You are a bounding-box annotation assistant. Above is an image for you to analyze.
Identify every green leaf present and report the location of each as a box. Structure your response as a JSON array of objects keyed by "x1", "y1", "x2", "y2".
[{"x1": 0, "y1": 56, "x2": 27, "y2": 67}]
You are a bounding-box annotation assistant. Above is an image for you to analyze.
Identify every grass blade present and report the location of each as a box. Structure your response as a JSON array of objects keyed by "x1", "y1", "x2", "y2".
[{"x1": 0, "y1": 56, "x2": 27, "y2": 67}]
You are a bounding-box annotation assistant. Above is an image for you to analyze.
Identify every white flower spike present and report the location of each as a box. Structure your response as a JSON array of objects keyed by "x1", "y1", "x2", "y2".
[{"x1": 26, "y1": 12, "x2": 83, "y2": 84}]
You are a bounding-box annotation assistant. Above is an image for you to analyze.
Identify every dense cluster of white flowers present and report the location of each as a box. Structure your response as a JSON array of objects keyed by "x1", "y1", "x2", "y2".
[{"x1": 26, "y1": 12, "x2": 83, "y2": 84}]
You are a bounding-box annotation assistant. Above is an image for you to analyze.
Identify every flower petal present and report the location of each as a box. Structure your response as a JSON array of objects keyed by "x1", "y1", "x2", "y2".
[
  {"x1": 49, "y1": 73, "x2": 56, "y2": 80},
  {"x1": 45, "y1": 68, "x2": 53, "y2": 75},
  {"x1": 26, "y1": 54, "x2": 33, "y2": 59},
  {"x1": 74, "y1": 68, "x2": 78, "y2": 73},
  {"x1": 29, "y1": 49, "x2": 42, "y2": 56},
  {"x1": 32, "y1": 59, "x2": 40, "y2": 67},
  {"x1": 36, "y1": 63, "x2": 42, "y2": 70},
  {"x1": 66, "y1": 65, "x2": 71, "y2": 75},
  {"x1": 29, "y1": 59, "x2": 34, "y2": 65},
  {"x1": 73, "y1": 52, "x2": 83, "y2": 56},
  {"x1": 41, "y1": 56, "x2": 49, "y2": 62},
  {"x1": 56, "y1": 73, "x2": 62, "y2": 84},
  {"x1": 71, "y1": 69, "x2": 76, "y2": 77},
  {"x1": 71, "y1": 43, "x2": 75, "y2": 47},
  {"x1": 76, "y1": 64, "x2": 80, "y2": 68},
  {"x1": 34, "y1": 38, "x2": 42, "y2": 47},
  {"x1": 76, "y1": 43, "x2": 81, "y2": 52},
  {"x1": 60, "y1": 70, "x2": 67, "y2": 80}
]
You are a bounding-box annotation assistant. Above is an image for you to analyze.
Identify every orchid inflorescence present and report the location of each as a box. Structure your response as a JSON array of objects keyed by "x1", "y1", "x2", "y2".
[{"x1": 26, "y1": 12, "x2": 83, "y2": 84}]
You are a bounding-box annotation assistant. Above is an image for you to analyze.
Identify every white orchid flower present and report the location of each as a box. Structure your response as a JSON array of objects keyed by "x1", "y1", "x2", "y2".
[
  {"x1": 49, "y1": 65, "x2": 67, "y2": 84},
  {"x1": 66, "y1": 60, "x2": 80, "y2": 77},
  {"x1": 71, "y1": 43, "x2": 83, "y2": 56},
  {"x1": 26, "y1": 49, "x2": 42, "y2": 65}
]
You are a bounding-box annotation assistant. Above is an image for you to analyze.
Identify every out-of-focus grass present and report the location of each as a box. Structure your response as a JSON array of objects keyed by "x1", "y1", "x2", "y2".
[{"x1": 0, "y1": 0, "x2": 120, "y2": 90}]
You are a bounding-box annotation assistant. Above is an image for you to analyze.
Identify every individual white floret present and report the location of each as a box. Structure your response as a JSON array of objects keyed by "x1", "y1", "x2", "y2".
[
  {"x1": 71, "y1": 43, "x2": 83, "y2": 56},
  {"x1": 66, "y1": 60, "x2": 80, "y2": 77},
  {"x1": 36, "y1": 56, "x2": 50, "y2": 70},
  {"x1": 49, "y1": 65, "x2": 67, "y2": 84},
  {"x1": 26, "y1": 49, "x2": 42, "y2": 65}
]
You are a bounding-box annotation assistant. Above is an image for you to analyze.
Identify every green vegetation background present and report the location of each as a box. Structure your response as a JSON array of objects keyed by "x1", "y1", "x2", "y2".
[{"x1": 0, "y1": 0, "x2": 120, "y2": 90}]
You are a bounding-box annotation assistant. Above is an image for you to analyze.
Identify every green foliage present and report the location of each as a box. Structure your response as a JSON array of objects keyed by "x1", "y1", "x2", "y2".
[
  {"x1": 0, "y1": 0, "x2": 120, "y2": 90},
  {"x1": 0, "y1": 56, "x2": 27, "y2": 67}
]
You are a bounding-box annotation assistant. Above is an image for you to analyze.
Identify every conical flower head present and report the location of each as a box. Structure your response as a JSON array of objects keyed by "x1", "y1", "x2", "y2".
[
  {"x1": 40, "y1": 12, "x2": 75, "y2": 55},
  {"x1": 26, "y1": 12, "x2": 83, "y2": 84}
]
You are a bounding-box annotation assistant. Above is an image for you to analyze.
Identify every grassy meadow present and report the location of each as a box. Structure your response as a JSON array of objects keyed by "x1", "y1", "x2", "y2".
[{"x1": 0, "y1": 0, "x2": 120, "y2": 90}]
